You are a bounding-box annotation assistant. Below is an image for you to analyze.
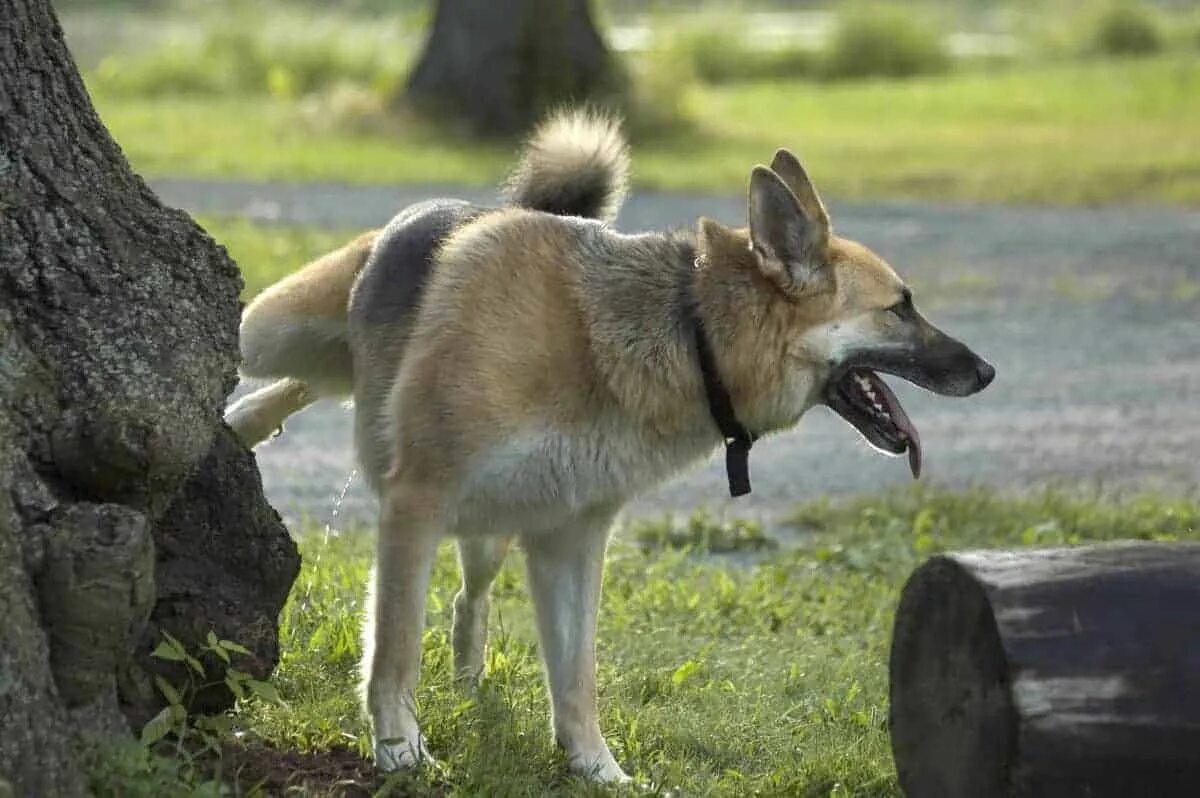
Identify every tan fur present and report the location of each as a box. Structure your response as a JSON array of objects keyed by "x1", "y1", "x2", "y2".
[
  {"x1": 238, "y1": 229, "x2": 378, "y2": 391},
  {"x1": 385, "y1": 213, "x2": 689, "y2": 488},
  {"x1": 226, "y1": 230, "x2": 378, "y2": 448},
  {"x1": 227, "y1": 113, "x2": 992, "y2": 782},
  {"x1": 827, "y1": 237, "x2": 906, "y2": 311},
  {"x1": 246, "y1": 229, "x2": 379, "y2": 327}
]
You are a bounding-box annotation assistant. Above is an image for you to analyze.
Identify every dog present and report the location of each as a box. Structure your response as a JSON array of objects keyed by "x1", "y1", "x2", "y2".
[{"x1": 226, "y1": 108, "x2": 994, "y2": 783}]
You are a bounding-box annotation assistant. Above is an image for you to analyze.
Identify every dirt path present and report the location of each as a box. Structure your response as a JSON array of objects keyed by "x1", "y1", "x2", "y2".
[{"x1": 156, "y1": 179, "x2": 1200, "y2": 529}]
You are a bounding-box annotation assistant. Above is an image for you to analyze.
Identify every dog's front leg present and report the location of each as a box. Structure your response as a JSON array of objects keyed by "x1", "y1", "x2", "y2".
[
  {"x1": 523, "y1": 507, "x2": 630, "y2": 784},
  {"x1": 364, "y1": 484, "x2": 442, "y2": 771}
]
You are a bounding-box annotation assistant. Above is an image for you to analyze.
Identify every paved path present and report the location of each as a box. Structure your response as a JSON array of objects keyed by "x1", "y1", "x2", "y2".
[{"x1": 153, "y1": 179, "x2": 1200, "y2": 529}]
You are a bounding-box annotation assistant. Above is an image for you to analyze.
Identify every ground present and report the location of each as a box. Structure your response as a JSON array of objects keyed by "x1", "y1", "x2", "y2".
[{"x1": 186, "y1": 491, "x2": 1196, "y2": 796}]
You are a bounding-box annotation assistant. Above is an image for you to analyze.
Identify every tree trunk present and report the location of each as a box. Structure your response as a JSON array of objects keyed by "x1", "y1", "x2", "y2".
[
  {"x1": 0, "y1": 0, "x2": 299, "y2": 793},
  {"x1": 406, "y1": 0, "x2": 616, "y2": 136},
  {"x1": 889, "y1": 543, "x2": 1200, "y2": 798}
]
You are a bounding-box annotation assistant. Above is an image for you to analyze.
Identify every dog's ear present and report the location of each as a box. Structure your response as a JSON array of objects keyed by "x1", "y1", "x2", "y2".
[
  {"x1": 748, "y1": 165, "x2": 830, "y2": 291},
  {"x1": 769, "y1": 149, "x2": 830, "y2": 234}
]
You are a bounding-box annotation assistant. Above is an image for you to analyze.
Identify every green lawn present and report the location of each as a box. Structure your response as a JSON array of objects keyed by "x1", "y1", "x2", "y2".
[
  {"x1": 200, "y1": 217, "x2": 353, "y2": 300},
  {"x1": 96, "y1": 489, "x2": 1198, "y2": 795},
  {"x1": 98, "y1": 56, "x2": 1200, "y2": 205}
]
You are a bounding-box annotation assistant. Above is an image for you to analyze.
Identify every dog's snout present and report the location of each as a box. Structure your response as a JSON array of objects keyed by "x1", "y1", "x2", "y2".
[{"x1": 975, "y1": 359, "x2": 996, "y2": 391}]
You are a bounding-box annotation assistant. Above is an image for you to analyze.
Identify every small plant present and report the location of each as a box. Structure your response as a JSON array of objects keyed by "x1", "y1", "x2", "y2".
[
  {"x1": 91, "y1": 630, "x2": 283, "y2": 794},
  {"x1": 821, "y1": 4, "x2": 949, "y2": 80},
  {"x1": 1092, "y1": 4, "x2": 1164, "y2": 57}
]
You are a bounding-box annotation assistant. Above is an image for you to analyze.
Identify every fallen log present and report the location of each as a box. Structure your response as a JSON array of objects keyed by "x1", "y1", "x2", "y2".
[{"x1": 889, "y1": 542, "x2": 1200, "y2": 797}]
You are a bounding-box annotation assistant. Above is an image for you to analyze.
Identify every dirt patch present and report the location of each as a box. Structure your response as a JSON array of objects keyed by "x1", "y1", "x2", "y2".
[{"x1": 219, "y1": 743, "x2": 391, "y2": 797}]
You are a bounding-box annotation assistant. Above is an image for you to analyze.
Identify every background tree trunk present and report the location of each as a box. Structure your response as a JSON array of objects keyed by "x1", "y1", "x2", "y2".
[
  {"x1": 406, "y1": 0, "x2": 617, "y2": 136},
  {"x1": 0, "y1": 0, "x2": 299, "y2": 793}
]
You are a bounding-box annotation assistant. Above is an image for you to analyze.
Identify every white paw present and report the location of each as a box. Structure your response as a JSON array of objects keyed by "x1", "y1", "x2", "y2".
[
  {"x1": 375, "y1": 735, "x2": 437, "y2": 772},
  {"x1": 567, "y1": 749, "x2": 631, "y2": 784}
]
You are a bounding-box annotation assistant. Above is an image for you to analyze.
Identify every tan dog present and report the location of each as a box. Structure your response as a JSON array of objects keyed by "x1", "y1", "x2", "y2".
[{"x1": 227, "y1": 109, "x2": 994, "y2": 782}]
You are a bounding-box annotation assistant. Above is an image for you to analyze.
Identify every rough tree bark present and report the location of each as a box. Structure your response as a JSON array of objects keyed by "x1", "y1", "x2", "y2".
[
  {"x1": 406, "y1": 0, "x2": 616, "y2": 136},
  {"x1": 0, "y1": 0, "x2": 299, "y2": 794},
  {"x1": 890, "y1": 543, "x2": 1200, "y2": 797}
]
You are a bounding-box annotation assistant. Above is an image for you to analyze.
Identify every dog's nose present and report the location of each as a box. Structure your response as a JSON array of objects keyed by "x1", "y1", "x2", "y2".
[{"x1": 975, "y1": 359, "x2": 996, "y2": 390}]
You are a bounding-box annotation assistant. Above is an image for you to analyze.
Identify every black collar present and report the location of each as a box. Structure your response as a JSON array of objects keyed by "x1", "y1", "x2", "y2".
[{"x1": 689, "y1": 307, "x2": 758, "y2": 498}]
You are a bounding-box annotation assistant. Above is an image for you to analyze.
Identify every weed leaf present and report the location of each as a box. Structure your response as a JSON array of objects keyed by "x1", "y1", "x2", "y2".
[{"x1": 139, "y1": 706, "x2": 172, "y2": 746}]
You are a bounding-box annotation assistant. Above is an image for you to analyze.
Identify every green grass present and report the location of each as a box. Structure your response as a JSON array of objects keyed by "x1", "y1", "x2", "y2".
[
  {"x1": 695, "y1": 59, "x2": 1200, "y2": 205},
  {"x1": 175, "y1": 488, "x2": 1198, "y2": 795},
  {"x1": 199, "y1": 217, "x2": 353, "y2": 299},
  {"x1": 94, "y1": 55, "x2": 1200, "y2": 205}
]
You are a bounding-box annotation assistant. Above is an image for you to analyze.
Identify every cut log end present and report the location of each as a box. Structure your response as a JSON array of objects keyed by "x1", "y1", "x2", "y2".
[
  {"x1": 889, "y1": 556, "x2": 1015, "y2": 798},
  {"x1": 889, "y1": 543, "x2": 1200, "y2": 798}
]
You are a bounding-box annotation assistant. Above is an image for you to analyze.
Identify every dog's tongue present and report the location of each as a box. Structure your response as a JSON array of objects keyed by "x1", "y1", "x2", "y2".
[
  {"x1": 898, "y1": 411, "x2": 922, "y2": 480},
  {"x1": 871, "y1": 374, "x2": 923, "y2": 479}
]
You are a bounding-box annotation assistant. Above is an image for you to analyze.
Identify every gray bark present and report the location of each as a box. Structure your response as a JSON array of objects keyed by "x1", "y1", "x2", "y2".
[
  {"x1": 0, "y1": 0, "x2": 299, "y2": 793},
  {"x1": 406, "y1": 0, "x2": 616, "y2": 136},
  {"x1": 890, "y1": 543, "x2": 1200, "y2": 797}
]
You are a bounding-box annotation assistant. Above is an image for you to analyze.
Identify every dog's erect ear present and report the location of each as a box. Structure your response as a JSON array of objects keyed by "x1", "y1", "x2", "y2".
[
  {"x1": 769, "y1": 149, "x2": 830, "y2": 233},
  {"x1": 748, "y1": 165, "x2": 830, "y2": 290}
]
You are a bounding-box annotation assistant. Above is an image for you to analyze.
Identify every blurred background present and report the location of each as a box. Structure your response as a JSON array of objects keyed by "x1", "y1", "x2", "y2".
[
  {"x1": 55, "y1": 0, "x2": 1200, "y2": 530},
  {"x1": 61, "y1": 0, "x2": 1200, "y2": 203}
]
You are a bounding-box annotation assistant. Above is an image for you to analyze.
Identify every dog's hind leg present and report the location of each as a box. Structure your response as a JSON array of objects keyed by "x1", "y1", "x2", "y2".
[
  {"x1": 364, "y1": 483, "x2": 443, "y2": 771},
  {"x1": 224, "y1": 378, "x2": 316, "y2": 448},
  {"x1": 228, "y1": 230, "x2": 378, "y2": 448},
  {"x1": 523, "y1": 507, "x2": 630, "y2": 784},
  {"x1": 452, "y1": 535, "x2": 514, "y2": 685}
]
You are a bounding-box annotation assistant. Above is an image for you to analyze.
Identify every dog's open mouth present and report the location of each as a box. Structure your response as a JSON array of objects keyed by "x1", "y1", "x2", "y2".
[{"x1": 823, "y1": 368, "x2": 922, "y2": 478}]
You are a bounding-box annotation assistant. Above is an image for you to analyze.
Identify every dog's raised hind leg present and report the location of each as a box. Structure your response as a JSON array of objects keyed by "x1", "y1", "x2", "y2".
[
  {"x1": 225, "y1": 377, "x2": 315, "y2": 448},
  {"x1": 523, "y1": 507, "x2": 630, "y2": 784},
  {"x1": 364, "y1": 483, "x2": 442, "y2": 771},
  {"x1": 452, "y1": 535, "x2": 513, "y2": 685}
]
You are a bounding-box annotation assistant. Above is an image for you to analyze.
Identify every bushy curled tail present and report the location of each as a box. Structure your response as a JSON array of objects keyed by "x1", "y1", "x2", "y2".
[{"x1": 502, "y1": 108, "x2": 630, "y2": 223}]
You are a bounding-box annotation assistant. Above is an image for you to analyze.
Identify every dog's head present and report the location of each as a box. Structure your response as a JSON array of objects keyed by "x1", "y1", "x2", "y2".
[{"x1": 696, "y1": 150, "x2": 994, "y2": 477}]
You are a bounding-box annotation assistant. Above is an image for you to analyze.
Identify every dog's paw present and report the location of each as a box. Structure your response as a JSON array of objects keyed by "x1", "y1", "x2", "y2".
[
  {"x1": 375, "y1": 735, "x2": 438, "y2": 773},
  {"x1": 567, "y1": 749, "x2": 631, "y2": 784}
]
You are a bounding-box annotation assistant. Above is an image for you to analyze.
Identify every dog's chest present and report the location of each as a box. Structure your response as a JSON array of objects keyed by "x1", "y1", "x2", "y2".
[{"x1": 452, "y1": 419, "x2": 714, "y2": 535}]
